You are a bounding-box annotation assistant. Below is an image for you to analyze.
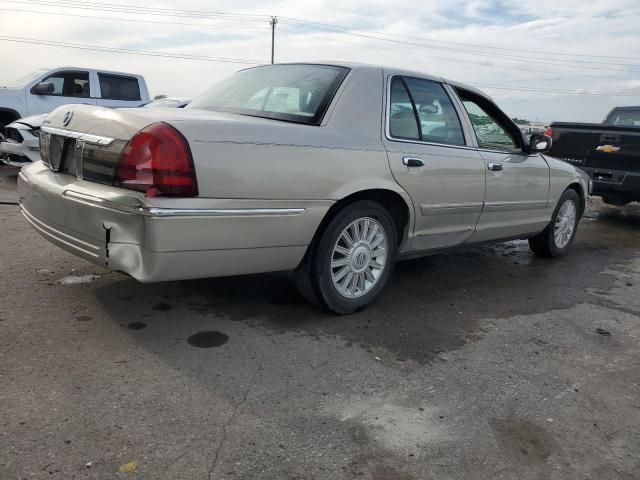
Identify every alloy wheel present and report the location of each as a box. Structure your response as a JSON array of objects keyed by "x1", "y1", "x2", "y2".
[{"x1": 330, "y1": 217, "x2": 388, "y2": 299}]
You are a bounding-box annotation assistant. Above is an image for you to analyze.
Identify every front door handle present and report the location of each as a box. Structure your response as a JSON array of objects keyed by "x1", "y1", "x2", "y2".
[
  {"x1": 488, "y1": 162, "x2": 503, "y2": 172},
  {"x1": 403, "y1": 156, "x2": 425, "y2": 167}
]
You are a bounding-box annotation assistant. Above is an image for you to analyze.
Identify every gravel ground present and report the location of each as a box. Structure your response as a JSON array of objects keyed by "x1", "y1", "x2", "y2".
[{"x1": 1, "y1": 170, "x2": 639, "y2": 479}]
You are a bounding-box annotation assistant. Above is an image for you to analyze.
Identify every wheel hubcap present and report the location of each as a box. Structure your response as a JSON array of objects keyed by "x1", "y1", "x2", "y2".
[
  {"x1": 331, "y1": 217, "x2": 388, "y2": 299},
  {"x1": 554, "y1": 199, "x2": 577, "y2": 249}
]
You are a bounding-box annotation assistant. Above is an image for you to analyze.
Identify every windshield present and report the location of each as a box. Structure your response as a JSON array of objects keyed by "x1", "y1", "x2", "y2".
[
  {"x1": 187, "y1": 64, "x2": 349, "y2": 125},
  {"x1": 604, "y1": 108, "x2": 640, "y2": 127},
  {"x1": 3, "y1": 69, "x2": 48, "y2": 88}
]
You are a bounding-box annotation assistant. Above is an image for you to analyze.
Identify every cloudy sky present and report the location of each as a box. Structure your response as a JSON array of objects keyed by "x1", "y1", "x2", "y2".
[{"x1": 1, "y1": 0, "x2": 640, "y2": 122}]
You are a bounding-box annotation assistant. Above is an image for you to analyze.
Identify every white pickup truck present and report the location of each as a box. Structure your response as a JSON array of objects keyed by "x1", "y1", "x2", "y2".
[{"x1": 0, "y1": 67, "x2": 150, "y2": 140}]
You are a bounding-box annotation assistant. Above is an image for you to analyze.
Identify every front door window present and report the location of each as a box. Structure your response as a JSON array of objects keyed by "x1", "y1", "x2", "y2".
[
  {"x1": 41, "y1": 71, "x2": 90, "y2": 98},
  {"x1": 459, "y1": 95, "x2": 520, "y2": 152}
]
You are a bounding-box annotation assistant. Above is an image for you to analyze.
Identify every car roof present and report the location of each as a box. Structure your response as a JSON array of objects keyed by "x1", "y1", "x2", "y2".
[
  {"x1": 262, "y1": 61, "x2": 493, "y2": 101},
  {"x1": 44, "y1": 67, "x2": 144, "y2": 77}
]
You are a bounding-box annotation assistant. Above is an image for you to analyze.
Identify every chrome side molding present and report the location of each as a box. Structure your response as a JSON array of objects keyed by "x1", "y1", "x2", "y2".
[{"x1": 62, "y1": 190, "x2": 305, "y2": 217}]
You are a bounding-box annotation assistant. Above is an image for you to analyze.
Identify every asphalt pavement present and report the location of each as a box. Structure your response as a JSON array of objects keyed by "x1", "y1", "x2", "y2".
[{"x1": 1, "y1": 168, "x2": 639, "y2": 479}]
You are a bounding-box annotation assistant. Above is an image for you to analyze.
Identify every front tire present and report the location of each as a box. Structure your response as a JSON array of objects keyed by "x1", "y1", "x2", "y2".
[
  {"x1": 529, "y1": 189, "x2": 580, "y2": 257},
  {"x1": 296, "y1": 200, "x2": 398, "y2": 314}
]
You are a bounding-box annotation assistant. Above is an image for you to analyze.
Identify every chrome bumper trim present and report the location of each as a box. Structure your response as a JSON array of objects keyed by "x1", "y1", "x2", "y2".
[
  {"x1": 41, "y1": 126, "x2": 115, "y2": 146},
  {"x1": 21, "y1": 205, "x2": 100, "y2": 257},
  {"x1": 62, "y1": 190, "x2": 305, "y2": 217}
]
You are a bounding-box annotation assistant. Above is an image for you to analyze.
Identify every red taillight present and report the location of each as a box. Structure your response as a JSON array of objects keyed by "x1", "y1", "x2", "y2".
[
  {"x1": 115, "y1": 122, "x2": 198, "y2": 197},
  {"x1": 544, "y1": 127, "x2": 553, "y2": 138}
]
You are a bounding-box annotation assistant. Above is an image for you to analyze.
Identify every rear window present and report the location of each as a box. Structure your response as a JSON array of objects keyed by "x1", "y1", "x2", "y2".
[
  {"x1": 98, "y1": 74, "x2": 141, "y2": 101},
  {"x1": 187, "y1": 64, "x2": 349, "y2": 125},
  {"x1": 604, "y1": 109, "x2": 640, "y2": 127}
]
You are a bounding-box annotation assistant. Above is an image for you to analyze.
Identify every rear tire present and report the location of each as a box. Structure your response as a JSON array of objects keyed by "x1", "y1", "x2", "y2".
[
  {"x1": 294, "y1": 200, "x2": 398, "y2": 314},
  {"x1": 529, "y1": 189, "x2": 580, "y2": 258}
]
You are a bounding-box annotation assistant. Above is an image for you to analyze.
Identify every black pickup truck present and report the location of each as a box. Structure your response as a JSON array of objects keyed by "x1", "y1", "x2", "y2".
[{"x1": 546, "y1": 106, "x2": 640, "y2": 205}]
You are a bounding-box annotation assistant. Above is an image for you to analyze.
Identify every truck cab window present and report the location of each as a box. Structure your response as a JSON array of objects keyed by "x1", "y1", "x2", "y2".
[
  {"x1": 604, "y1": 109, "x2": 640, "y2": 126},
  {"x1": 98, "y1": 74, "x2": 141, "y2": 101},
  {"x1": 41, "y1": 71, "x2": 90, "y2": 97}
]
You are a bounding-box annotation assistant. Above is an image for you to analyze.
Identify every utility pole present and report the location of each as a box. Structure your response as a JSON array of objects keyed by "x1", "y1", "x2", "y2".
[{"x1": 270, "y1": 16, "x2": 278, "y2": 64}]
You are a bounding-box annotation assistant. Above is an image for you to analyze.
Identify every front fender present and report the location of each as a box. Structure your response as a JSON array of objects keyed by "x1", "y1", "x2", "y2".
[
  {"x1": 543, "y1": 154, "x2": 590, "y2": 211},
  {"x1": 0, "y1": 89, "x2": 27, "y2": 119}
]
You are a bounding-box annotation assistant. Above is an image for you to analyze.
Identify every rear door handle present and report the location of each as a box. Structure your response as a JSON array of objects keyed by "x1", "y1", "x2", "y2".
[
  {"x1": 488, "y1": 162, "x2": 503, "y2": 172},
  {"x1": 403, "y1": 156, "x2": 425, "y2": 167}
]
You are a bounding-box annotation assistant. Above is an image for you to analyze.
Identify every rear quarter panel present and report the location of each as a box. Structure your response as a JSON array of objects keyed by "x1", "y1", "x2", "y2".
[{"x1": 171, "y1": 67, "x2": 407, "y2": 202}]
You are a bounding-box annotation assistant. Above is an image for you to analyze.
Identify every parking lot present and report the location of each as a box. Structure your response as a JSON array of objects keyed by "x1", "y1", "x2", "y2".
[{"x1": 1, "y1": 167, "x2": 639, "y2": 479}]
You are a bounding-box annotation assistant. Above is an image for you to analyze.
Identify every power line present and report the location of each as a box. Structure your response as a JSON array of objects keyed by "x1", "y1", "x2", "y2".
[
  {"x1": 2, "y1": 36, "x2": 638, "y2": 97},
  {"x1": 471, "y1": 83, "x2": 640, "y2": 96},
  {"x1": 2, "y1": 4, "x2": 631, "y2": 80},
  {"x1": 0, "y1": 36, "x2": 262, "y2": 64},
  {"x1": 9, "y1": 0, "x2": 640, "y2": 66},
  {"x1": 276, "y1": 17, "x2": 640, "y2": 62},
  {"x1": 4, "y1": 0, "x2": 270, "y2": 22},
  {"x1": 277, "y1": 19, "x2": 640, "y2": 72},
  {"x1": 4, "y1": 7, "x2": 272, "y2": 31},
  {"x1": 276, "y1": 27, "x2": 622, "y2": 80}
]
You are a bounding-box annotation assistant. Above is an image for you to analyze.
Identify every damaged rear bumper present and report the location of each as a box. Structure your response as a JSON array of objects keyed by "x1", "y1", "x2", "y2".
[{"x1": 18, "y1": 162, "x2": 330, "y2": 282}]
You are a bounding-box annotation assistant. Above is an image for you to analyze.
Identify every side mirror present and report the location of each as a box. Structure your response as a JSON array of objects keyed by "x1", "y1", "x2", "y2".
[
  {"x1": 32, "y1": 82, "x2": 54, "y2": 95},
  {"x1": 529, "y1": 133, "x2": 552, "y2": 153}
]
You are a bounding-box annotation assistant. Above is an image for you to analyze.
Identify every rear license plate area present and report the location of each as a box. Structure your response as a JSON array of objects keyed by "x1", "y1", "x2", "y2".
[{"x1": 47, "y1": 135, "x2": 77, "y2": 175}]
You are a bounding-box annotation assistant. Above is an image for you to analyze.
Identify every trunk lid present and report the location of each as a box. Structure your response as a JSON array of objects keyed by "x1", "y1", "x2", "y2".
[{"x1": 40, "y1": 105, "x2": 155, "y2": 186}]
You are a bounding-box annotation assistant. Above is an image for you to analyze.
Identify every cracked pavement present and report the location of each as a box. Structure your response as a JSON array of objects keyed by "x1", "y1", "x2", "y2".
[{"x1": 1, "y1": 170, "x2": 639, "y2": 479}]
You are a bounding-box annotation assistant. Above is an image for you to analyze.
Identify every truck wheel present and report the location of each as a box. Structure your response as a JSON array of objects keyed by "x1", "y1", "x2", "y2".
[
  {"x1": 295, "y1": 200, "x2": 397, "y2": 314},
  {"x1": 529, "y1": 189, "x2": 580, "y2": 258}
]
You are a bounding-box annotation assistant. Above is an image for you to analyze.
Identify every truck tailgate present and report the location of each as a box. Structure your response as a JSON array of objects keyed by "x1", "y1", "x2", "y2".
[{"x1": 549, "y1": 123, "x2": 640, "y2": 172}]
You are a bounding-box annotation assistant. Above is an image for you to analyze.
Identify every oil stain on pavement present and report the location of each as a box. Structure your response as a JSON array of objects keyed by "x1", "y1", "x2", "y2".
[{"x1": 187, "y1": 331, "x2": 229, "y2": 348}]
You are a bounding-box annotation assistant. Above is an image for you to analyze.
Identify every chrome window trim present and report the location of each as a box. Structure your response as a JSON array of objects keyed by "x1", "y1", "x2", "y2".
[
  {"x1": 384, "y1": 74, "x2": 474, "y2": 149},
  {"x1": 61, "y1": 190, "x2": 305, "y2": 217},
  {"x1": 41, "y1": 126, "x2": 115, "y2": 146}
]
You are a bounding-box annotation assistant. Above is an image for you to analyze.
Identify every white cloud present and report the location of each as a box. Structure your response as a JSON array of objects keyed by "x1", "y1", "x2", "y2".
[{"x1": 1, "y1": 0, "x2": 639, "y2": 121}]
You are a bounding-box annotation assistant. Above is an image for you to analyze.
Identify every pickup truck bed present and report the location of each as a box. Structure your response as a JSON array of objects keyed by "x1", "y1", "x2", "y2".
[{"x1": 547, "y1": 121, "x2": 640, "y2": 205}]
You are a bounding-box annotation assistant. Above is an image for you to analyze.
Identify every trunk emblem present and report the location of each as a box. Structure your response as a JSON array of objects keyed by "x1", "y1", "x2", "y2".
[
  {"x1": 596, "y1": 145, "x2": 620, "y2": 153},
  {"x1": 62, "y1": 111, "x2": 74, "y2": 126}
]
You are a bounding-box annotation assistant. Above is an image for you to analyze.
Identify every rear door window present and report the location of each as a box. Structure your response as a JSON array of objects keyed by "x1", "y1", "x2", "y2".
[
  {"x1": 389, "y1": 78, "x2": 419, "y2": 140},
  {"x1": 98, "y1": 74, "x2": 141, "y2": 101},
  {"x1": 388, "y1": 76, "x2": 465, "y2": 145}
]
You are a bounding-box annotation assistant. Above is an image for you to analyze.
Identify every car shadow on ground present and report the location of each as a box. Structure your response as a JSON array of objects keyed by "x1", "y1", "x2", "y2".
[{"x1": 93, "y1": 201, "x2": 640, "y2": 364}]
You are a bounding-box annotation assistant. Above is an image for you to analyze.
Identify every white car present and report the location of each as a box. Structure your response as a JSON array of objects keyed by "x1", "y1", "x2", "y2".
[
  {"x1": 0, "y1": 114, "x2": 46, "y2": 166},
  {"x1": 0, "y1": 97, "x2": 193, "y2": 166},
  {"x1": 0, "y1": 67, "x2": 150, "y2": 140}
]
